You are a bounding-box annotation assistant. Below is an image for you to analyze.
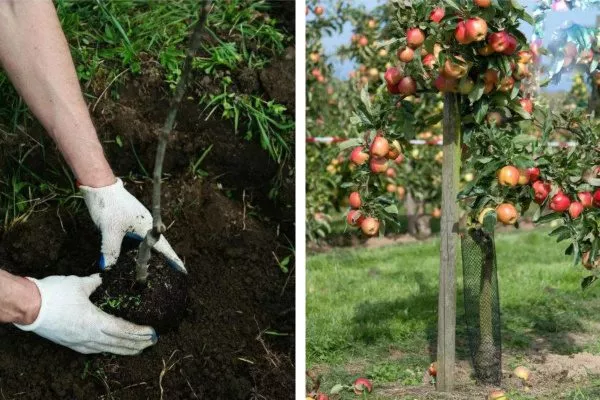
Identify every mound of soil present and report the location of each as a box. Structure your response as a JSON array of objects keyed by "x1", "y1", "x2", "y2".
[
  {"x1": 0, "y1": 33, "x2": 295, "y2": 399},
  {"x1": 90, "y1": 248, "x2": 189, "y2": 334}
]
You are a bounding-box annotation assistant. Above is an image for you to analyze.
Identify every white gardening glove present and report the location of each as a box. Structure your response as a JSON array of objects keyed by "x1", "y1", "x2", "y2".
[
  {"x1": 14, "y1": 274, "x2": 157, "y2": 355},
  {"x1": 79, "y1": 178, "x2": 186, "y2": 273}
]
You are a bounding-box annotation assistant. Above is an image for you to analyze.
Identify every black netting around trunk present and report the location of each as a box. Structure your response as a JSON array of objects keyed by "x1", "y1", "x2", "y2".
[{"x1": 461, "y1": 228, "x2": 502, "y2": 385}]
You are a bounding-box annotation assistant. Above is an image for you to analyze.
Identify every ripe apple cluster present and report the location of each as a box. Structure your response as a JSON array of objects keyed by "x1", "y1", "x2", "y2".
[{"x1": 346, "y1": 134, "x2": 406, "y2": 236}]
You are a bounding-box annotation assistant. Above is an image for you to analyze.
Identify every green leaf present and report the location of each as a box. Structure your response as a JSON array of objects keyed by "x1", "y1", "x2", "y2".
[
  {"x1": 330, "y1": 384, "x2": 345, "y2": 395},
  {"x1": 535, "y1": 211, "x2": 563, "y2": 224},
  {"x1": 360, "y1": 85, "x2": 372, "y2": 115},
  {"x1": 444, "y1": 0, "x2": 462, "y2": 12},
  {"x1": 588, "y1": 178, "x2": 600, "y2": 187},
  {"x1": 339, "y1": 138, "x2": 363, "y2": 150},
  {"x1": 512, "y1": 134, "x2": 535, "y2": 146},
  {"x1": 469, "y1": 82, "x2": 485, "y2": 104},
  {"x1": 474, "y1": 101, "x2": 489, "y2": 124},
  {"x1": 549, "y1": 225, "x2": 569, "y2": 237},
  {"x1": 384, "y1": 204, "x2": 399, "y2": 214}
]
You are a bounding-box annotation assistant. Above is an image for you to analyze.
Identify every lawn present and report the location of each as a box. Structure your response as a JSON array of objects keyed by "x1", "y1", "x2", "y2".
[{"x1": 307, "y1": 228, "x2": 600, "y2": 399}]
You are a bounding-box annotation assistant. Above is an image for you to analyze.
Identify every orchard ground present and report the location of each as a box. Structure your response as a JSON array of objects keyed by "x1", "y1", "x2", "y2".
[{"x1": 307, "y1": 228, "x2": 600, "y2": 399}]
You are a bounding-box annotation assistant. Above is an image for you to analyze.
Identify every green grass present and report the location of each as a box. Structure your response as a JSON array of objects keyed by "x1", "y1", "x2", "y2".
[{"x1": 307, "y1": 228, "x2": 600, "y2": 399}]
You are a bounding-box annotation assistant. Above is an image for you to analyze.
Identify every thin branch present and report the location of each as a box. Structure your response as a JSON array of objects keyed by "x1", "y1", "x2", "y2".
[{"x1": 136, "y1": 0, "x2": 212, "y2": 282}]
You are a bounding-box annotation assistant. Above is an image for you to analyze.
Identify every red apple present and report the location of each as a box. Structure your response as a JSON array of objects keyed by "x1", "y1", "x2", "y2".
[
  {"x1": 370, "y1": 136, "x2": 389, "y2": 157},
  {"x1": 360, "y1": 218, "x2": 379, "y2": 237},
  {"x1": 422, "y1": 53, "x2": 436, "y2": 69},
  {"x1": 358, "y1": 36, "x2": 368, "y2": 47},
  {"x1": 353, "y1": 377, "x2": 373, "y2": 394},
  {"x1": 498, "y1": 166, "x2": 520, "y2": 187},
  {"x1": 569, "y1": 201, "x2": 584, "y2": 219},
  {"x1": 465, "y1": 17, "x2": 488, "y2": 42},
  {"x1": 349, "y1": 192, "x2": 361, "y2": 209},
  {"x1": 550, "y1": 192, "x2": 571, "y2": 212},
  {"x1": 350, "y1": 146, "x2": 369, "y2": 165},
  {"x1": 430, "y1": 7, "x2": 445, "y2": 23},
  {"x1": 483, "y1": 69, "x2": 499, "y2": 85},
  {"x1": 406, "y1": 28, "x2": 425, "y2": 49},
  {"x1": 578, "y1": 192, "x2": 593, "y2": 208},
  {"x1": 488, "y1": 31, "x2": 509, "y2": 53},
  {"x1": 386, "y1": 167, "x2": 396, "y2": 178},
  {"x1": 502, "y1": 34, "x2": 518, "y2": 55},
  {"x1": 498, "y1": 76, "x2": 515, "y2": 92},
  {"x1": 475, "y1": 0, "x2": 492, "y2": 7},
  {"x1": 454, "y1": 21, "x2": 472, "y2": 44},
  {"x1": 314, "y1": 5, "x2": 324, "y2": 15},
  {"x1": 384, "y1": 67, "x2": 402, "y2": 86},
  {"x1": 519, "y1": 98, "x2": 533, "y2": 114},
  {"x1": 434, "y1": 75, "x2": 458, "y2": 92},
  {"x1": 387, "y1": 82, "x2": 401, "y2": 94},
  {"x1": 441, "y1": 57, "x2": 468, "y2": 79},
  {"x1": 527, "y1": 167, "x2": 540, "y2": 182},
  {"x1": 394, "y1": 154, "x2": 405, "y2": 165},
  {"x1": 594, "y1": 189, "x2": 600, "y2": 207},
  {"x1": 398, "y1": 76, "x2": 417, "y2": 96},
  {"x1": 398, "y1": 47, "x2": 415, "y2": 63},
  {"x1": 533, "y1": 180, "x2": 551, "y2": 204},
  {"x1": 347, "y1": 209, "x2": 365, "y2": 226},
  {"x1": 370, "y1": 157, "x2": 388, "y2": 174}
]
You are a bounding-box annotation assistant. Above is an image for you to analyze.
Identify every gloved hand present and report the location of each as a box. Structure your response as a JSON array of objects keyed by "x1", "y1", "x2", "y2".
[
  {"x1": 79, "y1": 178, "x2": 186, "y2": 273},
  {"x1": 14, "y1": 274, "x2": 157, "y2": 355}
]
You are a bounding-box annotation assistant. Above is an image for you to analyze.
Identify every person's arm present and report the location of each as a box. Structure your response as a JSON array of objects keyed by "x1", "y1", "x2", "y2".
[
  {"x1": 0, "y1": 269, "x2": 157, "y2": 355},
  {"x1": 0, "y1": 1, "x2": 185, "y2": 273},
  {"x1": 0, "y1": 0, "x2": 113, "y2": 187},
  {"x1": 0, "y1": 270, "x2": 40, "y2": 325}
]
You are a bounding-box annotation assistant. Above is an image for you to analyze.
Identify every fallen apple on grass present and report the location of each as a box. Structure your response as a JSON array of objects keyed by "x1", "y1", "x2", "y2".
[
  {"x1": 513, "y1": 365, "x2": 531, "y2": 381},
  {"x1": 487, "y1": 389, "x2": 507, "y2": 400},
  {"x1": 353, "y1": 377, "x2": 373, "y2": 395}
]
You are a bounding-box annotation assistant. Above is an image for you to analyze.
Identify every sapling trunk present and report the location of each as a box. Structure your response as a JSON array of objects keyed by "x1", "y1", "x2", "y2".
[{"x1": 136, "y1": 0, "x2": 212, "y2": 283}]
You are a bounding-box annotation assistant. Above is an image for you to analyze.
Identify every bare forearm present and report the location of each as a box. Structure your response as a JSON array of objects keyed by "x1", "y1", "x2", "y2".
[
  {"x1": 0, "y1": 0, "x2": 114, "y2": 187},
  {"x1": 0, "y1": 270, "x2": 40, "y2": 325}
]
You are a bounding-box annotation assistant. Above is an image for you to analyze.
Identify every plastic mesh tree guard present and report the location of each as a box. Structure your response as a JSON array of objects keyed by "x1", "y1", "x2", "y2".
[{"x1": 461, "y1": 228, "x2": 502, "y2": 385}]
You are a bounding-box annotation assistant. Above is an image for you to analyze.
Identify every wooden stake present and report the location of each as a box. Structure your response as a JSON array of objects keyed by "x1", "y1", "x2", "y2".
[{"x1": 436, "y1": 92, "x2": 461, "y2": 392}]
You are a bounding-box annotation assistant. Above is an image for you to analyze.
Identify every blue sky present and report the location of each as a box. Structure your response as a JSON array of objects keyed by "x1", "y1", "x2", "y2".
[{"x1": 320, "y1": 0, "x2": 599, "y2": 91}]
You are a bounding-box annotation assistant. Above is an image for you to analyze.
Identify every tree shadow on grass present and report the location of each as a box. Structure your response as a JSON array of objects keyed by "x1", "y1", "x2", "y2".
[{"x1": 350, "y1": 271, "x2": 598, "y2": 363}]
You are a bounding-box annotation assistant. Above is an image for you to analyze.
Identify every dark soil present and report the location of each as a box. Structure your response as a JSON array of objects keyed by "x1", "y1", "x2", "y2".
[
  {"x1": 0, "y1": 24, "x2": 294, "y2": 400},
  {"x1": 90, "y1": 248, "x2": 189, "y2": 334}
]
